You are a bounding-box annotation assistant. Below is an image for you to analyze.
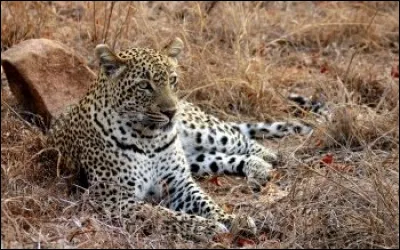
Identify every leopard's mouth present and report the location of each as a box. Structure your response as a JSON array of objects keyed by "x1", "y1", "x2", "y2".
[
  {"x1": 144, "y1": 112, "x2": 176, "y2": 130},
  {"x1": 144, "y1": 118, "x2": 175, "y2": 132}
]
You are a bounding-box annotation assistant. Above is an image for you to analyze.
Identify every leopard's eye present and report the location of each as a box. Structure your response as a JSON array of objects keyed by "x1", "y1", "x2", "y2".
[
  {"x1": 169, "y1": 75, "x2": 177, "y2": 87},
  {"x1": 138, "y1": 80, "x2": 152, "y2": 90}
]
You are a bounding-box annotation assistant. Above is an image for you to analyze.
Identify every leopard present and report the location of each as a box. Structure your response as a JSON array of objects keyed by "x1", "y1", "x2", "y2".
[{"x1": 49, "y1": 37, "x2": 328, "y2": 240}]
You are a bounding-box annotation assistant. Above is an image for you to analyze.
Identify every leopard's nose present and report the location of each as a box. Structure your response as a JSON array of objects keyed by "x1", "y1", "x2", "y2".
[{"x1": 161, "y1": 109, "x2": 177, "y2": 120}]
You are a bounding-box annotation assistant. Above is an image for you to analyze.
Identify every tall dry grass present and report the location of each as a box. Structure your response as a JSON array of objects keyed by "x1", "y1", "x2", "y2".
[{"x1": 1, "y1": 1, "x2": 399, "y2": 248}]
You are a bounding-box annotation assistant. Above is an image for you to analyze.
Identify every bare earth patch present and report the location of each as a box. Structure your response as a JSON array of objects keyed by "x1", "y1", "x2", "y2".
[{"x1": 1, "y1": 1, "x2": 399, "y2": 248}]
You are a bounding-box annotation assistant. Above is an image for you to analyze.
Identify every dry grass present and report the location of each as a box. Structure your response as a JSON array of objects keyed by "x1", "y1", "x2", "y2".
[{"x1": 1, "y1": 1, "x2": 399, "y2": 248}]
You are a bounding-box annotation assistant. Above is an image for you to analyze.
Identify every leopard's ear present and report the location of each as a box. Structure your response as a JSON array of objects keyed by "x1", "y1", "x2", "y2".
[
  {"x1": 95, "y1": 44, "x2": 127, "y2": 79},
  {"x1": 166, "y1": 37, "x2": 184, "y2": 59}
]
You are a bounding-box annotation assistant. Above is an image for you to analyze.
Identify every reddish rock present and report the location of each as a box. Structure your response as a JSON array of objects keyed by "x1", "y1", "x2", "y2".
[{"x1": 1, "y1": 38, "x2": 95, "y2": 128}]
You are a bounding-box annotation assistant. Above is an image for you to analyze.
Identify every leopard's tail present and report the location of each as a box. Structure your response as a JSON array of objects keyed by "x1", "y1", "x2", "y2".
[{"x1": 230, "y1": 94, "x2": 330, "y2": 140}]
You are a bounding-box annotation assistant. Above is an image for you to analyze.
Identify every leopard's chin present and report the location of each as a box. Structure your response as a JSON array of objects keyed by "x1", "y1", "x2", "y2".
[{"x1": 160, "y1": 120, "x2": 175, "y2": 132}]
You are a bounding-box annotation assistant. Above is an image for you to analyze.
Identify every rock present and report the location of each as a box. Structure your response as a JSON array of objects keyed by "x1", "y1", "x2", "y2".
[{"x1": 1, "y1": 38, "x2": 95, "y2": 128}]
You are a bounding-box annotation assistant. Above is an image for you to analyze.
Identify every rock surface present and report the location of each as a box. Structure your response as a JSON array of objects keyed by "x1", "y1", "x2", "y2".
[{"x1": 1, "y1": 38, "x2": 95, "y2": 128}]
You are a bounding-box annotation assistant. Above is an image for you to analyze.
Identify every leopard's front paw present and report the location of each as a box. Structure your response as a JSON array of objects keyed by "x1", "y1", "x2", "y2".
[
  {"x1": 245, "y1": 156, "x2": 274, "y2": 191},
  {"x1": 229, "y1": 214, "x2": 257, "y2": 236},
  {"x1": 218, "y1": 213, "x2": 257, "y2": 236},
  {"x1": 254, "y1": 148, "x2": 281, "y2": 168},
  {"x1": 214, "y1": 221, "x2": 230, "y2": 234},
  {"x1": 177, "y1": 216, "x2": 230, "y2": 240}
]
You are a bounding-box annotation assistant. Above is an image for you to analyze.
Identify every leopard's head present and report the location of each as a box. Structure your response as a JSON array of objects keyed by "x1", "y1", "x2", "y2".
[{"x1": 94, "y1": 38, "x2": 183, "y2": 134}]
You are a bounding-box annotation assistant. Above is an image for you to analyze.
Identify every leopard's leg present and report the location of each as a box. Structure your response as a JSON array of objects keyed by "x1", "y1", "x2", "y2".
[
  {"x1": 177, "y1": 105, "x2": 278, "y2": 189},
  {"x1": 87, "y1": 183, "x2": 229, "y2": 240},
  {"x1": 119, "y1": 201, "x2": 230, "y2": 239},
  {"x1": 178, "y1": 104, "x2": 279, "y2": 163},
  {"x1": 155, "y1": 159, "x2": 256, "y2": 235},
  {"x1": 186, "y1": 151, "x2": 274, "y2": 191}
]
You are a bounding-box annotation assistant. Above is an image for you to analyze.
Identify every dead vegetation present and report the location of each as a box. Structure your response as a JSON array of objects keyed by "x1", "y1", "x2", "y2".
[{"x1": 1, "y1": 1, "x2": 399, "y2": 248}]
